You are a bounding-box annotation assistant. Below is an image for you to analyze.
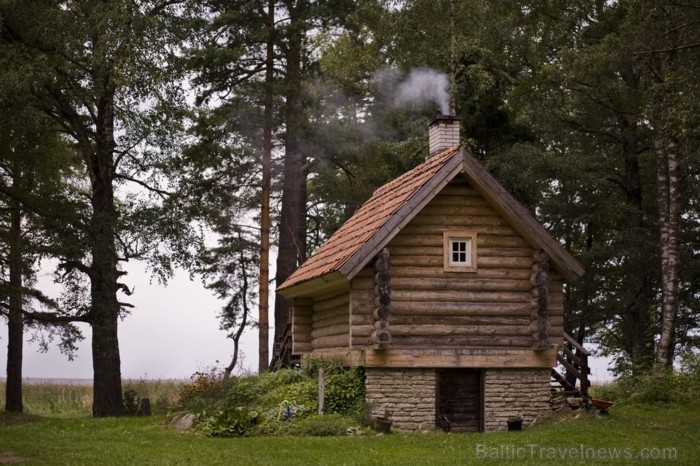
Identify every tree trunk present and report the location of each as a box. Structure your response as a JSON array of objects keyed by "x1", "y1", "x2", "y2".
[
  {"x1": 258, "y1": 0, "x2": 275, "y2": 373},
  {"x1": 225, "y1": 239, "x2": 252, "y2": 380},
  {"x1": 655, "y1": 137, "x2": 680, "y2": 367},
  {"x1": 88, "y1": 112, "x2": 123, "y2": 416},
  {"x1": 274, "y1": 1, "x2": 306, "y2": 344},
  {"x1": 619, "y1": 115, "x2": 654, "y2": 373},
  {"x1": 5, "y1": 197, "x2": 23, "y2": 413}
]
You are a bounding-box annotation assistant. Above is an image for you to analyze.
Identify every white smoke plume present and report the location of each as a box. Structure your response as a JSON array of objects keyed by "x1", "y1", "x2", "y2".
[{"x1": 391, "y1": 68, "x2": 450, "y2": 115}]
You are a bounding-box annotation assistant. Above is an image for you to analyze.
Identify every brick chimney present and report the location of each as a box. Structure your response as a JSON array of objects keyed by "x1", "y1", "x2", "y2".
[{"x1": 428, "y1": 115, "x2": 460, "y2": 159}]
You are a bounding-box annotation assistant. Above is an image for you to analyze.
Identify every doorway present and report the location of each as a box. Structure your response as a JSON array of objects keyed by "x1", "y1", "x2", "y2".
[{"x1": 436, "y1": 369, "x2": 483, "y2": 432}]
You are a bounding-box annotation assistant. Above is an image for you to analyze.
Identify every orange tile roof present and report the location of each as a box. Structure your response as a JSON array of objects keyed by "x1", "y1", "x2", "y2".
[{"x1": 278, "y1": 145, "x2": 461, "y2": 291}]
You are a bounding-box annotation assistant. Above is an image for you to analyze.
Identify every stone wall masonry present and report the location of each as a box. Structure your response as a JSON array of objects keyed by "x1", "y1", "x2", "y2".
[
  {"x1": 483, "y1": 368, "x2": 551, "y2": 431},
  {"x1": 365, "y1": 368, "x2": 436, "y2": 431}
]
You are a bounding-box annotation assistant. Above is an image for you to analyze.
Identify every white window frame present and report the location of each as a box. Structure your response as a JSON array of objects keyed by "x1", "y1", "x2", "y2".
[{"x1": 443, "y1": 231, "x2": 477, "y2": 272}]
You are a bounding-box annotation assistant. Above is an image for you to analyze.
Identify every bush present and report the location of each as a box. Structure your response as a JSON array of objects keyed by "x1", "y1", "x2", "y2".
[
  {"x1": 177, "y1": 367, "x2": 232, "y2": 412},
  {"x1": 590, "y1": 353, "x2": 700, "y2": 405},
  {"x1": 176, "y1": 362, "x2": 367, "y2": 437},
  {"x1": 324, "y1": 368, "x2": 365, "y2": 415},
  {"x1": 196, "y1": 406, "x2": 263, "y2": 437},
  {"x1": 123, "y1": 388, "x2": 140, "y2": 415}
]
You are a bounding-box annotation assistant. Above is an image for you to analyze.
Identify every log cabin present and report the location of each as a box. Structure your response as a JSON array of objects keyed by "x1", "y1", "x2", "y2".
[{"x1": 277, "y1": 115, "x2": 585, "y2": 432}]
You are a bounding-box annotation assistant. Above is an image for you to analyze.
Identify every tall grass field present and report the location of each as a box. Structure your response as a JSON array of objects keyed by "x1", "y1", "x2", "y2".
[{"x1": 0, "y1": 379, "x2": 185, "y2": 417}]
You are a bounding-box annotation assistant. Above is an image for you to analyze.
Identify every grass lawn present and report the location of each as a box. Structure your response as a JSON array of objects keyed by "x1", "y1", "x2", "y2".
[{"x1": 2, "y1": 402, "x2": 698, "y2": 465}]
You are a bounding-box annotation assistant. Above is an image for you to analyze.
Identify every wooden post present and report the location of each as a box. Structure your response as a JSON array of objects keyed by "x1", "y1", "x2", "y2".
[
  {"x1": 371, "y1": 249, "x2": 392, "y2": 349},
  {"x1": 530, "y1": 250, "x2": 551, "y2": 350},
  {"x1": 318, "y1": 368, "x2": 325, "y2": 416}
]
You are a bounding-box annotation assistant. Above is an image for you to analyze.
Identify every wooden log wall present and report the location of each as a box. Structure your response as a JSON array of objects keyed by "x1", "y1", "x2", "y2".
[
  {"x1": 350, "y1": 268, "x2": 375, "y2": 348},
  {"x1": 292, "y1": 298, "x2": 313, "y2": 354},
  {"x1": 530, "y1": 250, "x2": 551, "y2": 350},
  {"x1": 349, "y1": 177, "x2": 564, "y2": 350},
  {"x1": 311, "y1": 290, "x2": 350, "y2": 350},
  {"x1": 371, "y1": 248, "x2": 392, "y2": 349}
]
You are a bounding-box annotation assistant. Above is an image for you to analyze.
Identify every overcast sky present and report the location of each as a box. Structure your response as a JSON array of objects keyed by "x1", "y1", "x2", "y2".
[{"x1": 0, "y1": 261, "x2": 262, "y2": 381}]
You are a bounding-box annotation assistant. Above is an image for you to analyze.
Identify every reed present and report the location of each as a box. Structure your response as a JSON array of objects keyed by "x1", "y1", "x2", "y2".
[{"x1": 0, "y1": 379, "x2": 186, "y2": 416}]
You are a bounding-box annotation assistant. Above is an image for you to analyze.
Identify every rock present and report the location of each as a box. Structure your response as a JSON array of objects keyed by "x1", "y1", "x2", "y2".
[
  {"x1": 173, "y1": 413, "x2": 196, "y2": 431},
  {"x1": 566, "y1": 397, "x2": 583, "y2": 409}
]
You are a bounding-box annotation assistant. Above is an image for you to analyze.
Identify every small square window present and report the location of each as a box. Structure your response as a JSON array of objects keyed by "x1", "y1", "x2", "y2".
[{"x1": 444, "y1": 231, "x2": 477, "y2": 272}]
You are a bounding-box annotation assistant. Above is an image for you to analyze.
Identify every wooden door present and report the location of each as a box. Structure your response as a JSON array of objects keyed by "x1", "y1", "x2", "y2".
[{"x1": 436, "y1": 369, "x2": 483, "y2": 432}]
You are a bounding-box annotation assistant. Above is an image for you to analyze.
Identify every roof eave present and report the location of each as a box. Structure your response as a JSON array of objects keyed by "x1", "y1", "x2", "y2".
[
  {"x1": 459, "y1": 154, "x2": 585, "y2": 282},
  {"x1": 338, "y1": 148, "x2": 465, "y2": 280},
  {"x1": 276, "y1": 271, "x2": 348, "y2": 299}
]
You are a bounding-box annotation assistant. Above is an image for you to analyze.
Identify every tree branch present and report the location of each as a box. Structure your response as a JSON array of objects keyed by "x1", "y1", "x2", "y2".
[{"x1": 114, "y1": 173, "x2": 172, "y2": 198}]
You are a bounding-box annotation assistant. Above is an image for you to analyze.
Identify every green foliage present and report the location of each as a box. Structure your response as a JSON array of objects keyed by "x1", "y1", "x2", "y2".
[
  {"x1": 591, "y1": 352, "x2": 700, "y2": 404},
  {"x1": 177, "y1": 367, "x2": 232, "y2": 412},
  {"x1": 324, "y1": 369, "x2": 365, "y2": 415},
  {"x1": 122, "y1": 389, "x2": 140, "y2": 416},
  {"x1": 197, "y1": 406, "x2": 262, "y2": 437},
  {"x1": 177, "y1": 364, "x2": 366, "y2": 437}
]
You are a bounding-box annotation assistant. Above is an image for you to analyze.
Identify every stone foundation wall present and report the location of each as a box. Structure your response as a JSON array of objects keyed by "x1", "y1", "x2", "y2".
[
  {"x1": 364, "y1": 368, "x2": 436, "y2": 431},
  {"x1": 483, "y1": 368, "x2": 551, "y2": 431}
]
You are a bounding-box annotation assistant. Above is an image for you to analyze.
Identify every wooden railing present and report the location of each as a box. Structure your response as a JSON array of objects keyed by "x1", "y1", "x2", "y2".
[
  {"x1": 551, "y1": 332, "x2": 590, "y2": 397},
  {"x1": 270, "y1": 317, "x2": 300, "y2": 370}
]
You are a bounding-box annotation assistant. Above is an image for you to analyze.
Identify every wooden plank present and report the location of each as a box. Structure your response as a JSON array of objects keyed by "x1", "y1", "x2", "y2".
[
  {"x1": 392, "y1": 290, "x2": 531, "y2": 303},
  {"x1": 427, "y1": 195, "x2": 488, "y2": 207},
  {"x1": 478, "y1": 247, "x2": 534, "y2": 258},
  {"x1": 391, "y1": 301, "x2": 532, "y2": 316},
  {"x1": 292, "y1": 341, "x2": 313, "y2": 353},
  {"x1": 302, "y1": 350, "x2": 365, "y2": 367},
  {"x1": 400, "y1": 224, "x2": 518, "y2": 236},
  {"x1": 312, "y1": 334, "x2": 350, "y2": 349},
  {"x1": 407, "y1": 215, "x2": 509, "y2": 227},
  {"x1": 311, "y1": 324, "x2": 350, "y2": 339},
  {"x1": 392, "y1": 335, "x2": 532, "y2": 347},
  {"x1": 391, "y1": 277, "x2": 531, "y2": 292},
  {"x1": 313, "y1": 293, "x2": 349, "y2": 312},
  {"x1": 419, "y1": 205, "x2": 499, "y2": 217},
  {"x1": 387, "y1": 315, "x2": 532, "y2": 327},
  {"x1": 351, "y1": 314, "x2": 374, "y2": 325},
  {"x1": 277, "y1": 271, "x2": 348, "y2": 299},
  {"x1": 438, "y1": 184, "x2": 481, "y2": 196},
  {"x1": 312, "y1": 313, "x2": 349, "y2": 329},
  {"x1": 390, "y1": 324, "x2": 531, "y2": 337},
  {"x1": 363, "y1": 348, "x2": 557, "y2": 368},
  {"x1": 312, "y1": 307, "x2": 348, "y2": 323},
  {"x1": 392, "y1": 266, "x2": 532, "y2": 280}
]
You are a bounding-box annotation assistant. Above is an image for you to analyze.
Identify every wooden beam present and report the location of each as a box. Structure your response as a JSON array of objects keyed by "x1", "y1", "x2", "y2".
[
  {"x1": 363, "y1": 348, "x2": 557, "y2": 368},
  {"x1": 277, "y1": 271, "x2": 348, "y2": 299}
]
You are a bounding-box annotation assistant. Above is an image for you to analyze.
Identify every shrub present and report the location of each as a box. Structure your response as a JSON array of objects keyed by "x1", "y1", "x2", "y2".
[
  {"x1": 197, "y1": 407, "x2": 263, "y2": 437},
  {"x1": 177, "y1": 362, "x2": 367, "y2": 437},
  {"x1": 591, "y1": 354, "x2": 700, "y2": 405},
  {"x1": 177, "y1": 367, "x2": 231, "y2": 411},
  {"x1": 324, "y1": 368, "x2": 365, "y2": 415},
  {"x1": 123, "y1": 388, "x2": 140, "y2": 415}
]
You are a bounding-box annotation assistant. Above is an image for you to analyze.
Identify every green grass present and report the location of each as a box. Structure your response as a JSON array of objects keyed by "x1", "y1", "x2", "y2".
[{"x1": 2, "y1": 401, "x2": 699, "y2": 465}]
